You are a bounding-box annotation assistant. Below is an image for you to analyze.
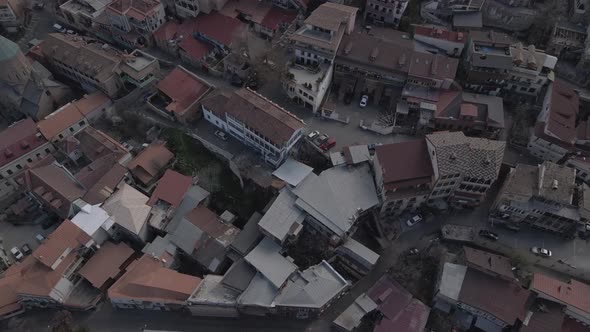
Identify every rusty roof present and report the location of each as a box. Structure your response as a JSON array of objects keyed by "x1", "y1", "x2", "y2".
[
  {"x1": 0, "y1": 118, "x2": 47, "y2": 168},
  {"x1": 156, "y1": 67, "x2": 212, "y2": 116},
  {"x1": 463, "y1": 246, "x2": 514, "y2": 280},
  {"x1": 207, "y1": 88, "x2": 305, "y2": 146},
  {"x1": 459, "y1": 269, "x2": 531, "y2": 325},
  {"x1": 531, "y1": 273, "x2": 590, "y2": 316},
  {"x1": 37, "y1": 103, "x2": 86, "y2": 140},
  {"x1": 33, "y1": 219, "x2": 87, "y2": 269},
  {"x1": 541, "y1": 80, "x2": 579, "y2": 146},
  {"x1": 79, "y1": 242, "x2": 134, "y2": 289},
  {"x1": 375, "y1": 139, "x2": 433, "y2": 189},
  {"x1": 108, "y1": 254, "x2": 202, "y2": 303},
  {"x1": 147, "y1": 169, "x2": 192, "y2": 208},
  {"x1": 127, "y1": 142, "x2": 174, "y2": 185}
]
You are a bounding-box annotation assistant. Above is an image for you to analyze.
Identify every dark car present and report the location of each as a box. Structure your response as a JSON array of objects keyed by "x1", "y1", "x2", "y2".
[
  {"x1": 479, "y1": 230, "x2": 499, "y2": 241},
  {"x1": 230, "y1": 74, "x2": 243, "y2": 87},
  {"x1": 21, "y1": 243, "x2": 32, "y2": 255}
]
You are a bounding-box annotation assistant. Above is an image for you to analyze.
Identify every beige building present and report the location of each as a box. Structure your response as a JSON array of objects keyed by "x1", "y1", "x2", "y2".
[
  {"x1": 59, "y1": 0, "x2": 113, "y2": 33},
  {"x1": 105, "y1": 0, "x2": 166, "y2": 48},
  {"x1": 119, "y1": 49, "x2": 159, "y2": 88}
]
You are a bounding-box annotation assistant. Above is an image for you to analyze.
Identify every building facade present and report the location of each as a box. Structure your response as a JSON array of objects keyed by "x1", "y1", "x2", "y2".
[
  {"x1": 364, "y1": 0, "x2": 408, "y2": 28},
  {"x1": 105, "y1": 0, "x2": 166, "y2": 48}
]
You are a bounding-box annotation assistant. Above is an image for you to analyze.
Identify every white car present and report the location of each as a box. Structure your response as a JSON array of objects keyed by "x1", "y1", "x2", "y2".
[
  {"x1": 531, "y1": 247, "x2": 552, "y2": 257},
  {"x1": 307, "y1": 130, "x2": 319, "y2": 140},
  {"x1": 359, "y1": 95, "x2": 369, "y2": 108},
  {"x1": 53, "y1": 23, "x2": 66, "y2": 33},
  {"x1": 406, "y1": 214, "x2": 423, "y2": 227},
  {"x1": 10, "y1": 247, "x2": 23, "y2": 261}
]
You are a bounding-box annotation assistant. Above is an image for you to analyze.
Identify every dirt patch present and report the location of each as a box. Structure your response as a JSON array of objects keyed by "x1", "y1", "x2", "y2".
[
  {"x1": 285, "y1": 229, "x2": 333, "y2": 270},
  {"x1": 387, "y1": 247, "x2": 441, "y2": 304}
]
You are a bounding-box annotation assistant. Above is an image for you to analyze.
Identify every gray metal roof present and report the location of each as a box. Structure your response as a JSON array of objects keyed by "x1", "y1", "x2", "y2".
[
  {"x1": 165, "y1": 185, "x2": 210, "y2": 233},
  {"x1": 346, "y1": 145, "x2": 371, "y2": 165},
  {"x1": 258, "y1": 188, "x2": 305, "y2": 244},
  {"x1": 142, "y1": 234, "x2": 176, "y2": 258},
  {"x1": 272, "y1": 158, "x2": 314, "y2": 187},
  {"x1": 0, "y1": 35, "x2": 20, "y2": 62},
  {"x1": 292, "y1": 164, "x2": 379, "y2": 237},
  {"x1": 230, "y1": 212, "x2": 263, "y2": 256},
  {"x1": 438, "y1": 263, "x2": 467, "y2": 302},
  {"x1": 337, "y1": 238, "x2": 380, "y2": 266},
  {"x1": 221, "y1": 258, "x2": 257, "y2": 293},
  {"x1": 333, "y1": 293, "x2": 378, "y2": 331},
  {"x1": 274, "y1": 260, "x2": 349, "y2": 308},
  {"x1": 462, "y1": 92, "x2": 505, "y2": 128},
  {"x1": 169, "y1": 217, "x2": 204, "y2": 255},
  {"x1": 453, "y1": 12, "x2": 482, "y2": 28},
  {"x1": 237, "y1": 272, "x2": 279, "y2": 307},
  {"x1": 244, "y1": 237, "x2": 297, "y2": 288}
]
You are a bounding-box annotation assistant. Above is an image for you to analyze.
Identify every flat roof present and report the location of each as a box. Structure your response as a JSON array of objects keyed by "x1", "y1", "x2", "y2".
[{"x1": 272, "y1": 158, "x2": 313, "y2": 187}]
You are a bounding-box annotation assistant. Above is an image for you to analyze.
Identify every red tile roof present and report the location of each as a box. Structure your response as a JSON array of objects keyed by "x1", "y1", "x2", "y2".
[
  {"x1": 147, "y1": 169, "x2": 192, "y2": 208},
  {"x1": 73, "y1": 92, "x2": 111, "y2": 117},
  {"x1": 459, "y1": 269, "x2": 531, "y2": 325},
  {"x1": 531, "y1": 273, "x2": 590, "y2": 316},
  {"x1": 82, "y1": 163, "x2": 127, "y2": 205},
  {"x1": 108, "y1": 254, "x2": 202, "y2": 303},
  {"x1": 414, "y1": 25, "x2": 467, "y2": 43},
  {"x1": 541, "y1": 80, "x2": 579, "y2": 146},
  {"x1": 460, "y1": 103, "x2": 478, "y2": 117},
  {"x1": 260, "y1": 7, "x2": 297, "y2": 30},
  {"x1": 37, "y1": 103, "x2": 86, "y2": 140},
  {"x1": 375, "y1": 139, "x2": 433, "y2": 190},
  {"x1": 156, "y1": 67, "x2": 212, "y2": 116},
  {"x1": 79, "y1": 242, "x2": 135, "y2": 289},
  {"x1": 33, "y1": 219, "x2": 88, "y2": 269},
  {"x1": 374, "y1": 298, "x2": 430, "y2": 332},
  {"x1": 0, "y1": 118, "x2": 47, "y2": 168},
  {"x1": 562, "y1": 316, "x2": 590, "y2": 332},
  {"x1": 127, "y1": 142, "x2": 174, "y2": 185},
  {"x1": 17, "y1": 252, "x2": 79, "y2": 298},
  {"x1": 408, "y1": 52, "x2": 459, "y2": 81},
  {"x1": 178, "y1": 37, "x2": 212, "y2": 62},
  {"x1": 205, "y1": 88, "x2": 305, "y2": 146},
  {"x1": 184, "y1": 205, "x2": 228, "y2": 239},
  {"x1": 519, "y1": 299, "x2": 564, "y2": 332}
]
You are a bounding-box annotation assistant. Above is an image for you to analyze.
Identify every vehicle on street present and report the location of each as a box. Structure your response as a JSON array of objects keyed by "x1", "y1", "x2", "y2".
[
  {"x1": 408, "y1": 248, "x2": 419, "y2": 255},
  {"x1": 35, "y1": 234, "x2": 45, "y2": 243},
  {"x1": 66, "y1": 29, "x2": 76, "y2": 35},
  {"x1": 531, "y1": 247, "x2": 552, "y2": 257},
  {"x1": 478, "y1": 230, "x2": 499, "y2": 241},
  {"x1": 53, "y1": 24, "x2": 66, "y2": 33},
  {"x1": 406, "y1": 214, "x2": 423, "y2": 227},
  {"x1": 214, "y1": 130, "x2": 228, "y2": 141},
  {"x1": 21, "y1": 243, "x2": 32, "y2": 255},
  {"x1": 10, "y1": 247, "x2": 23, "y2": 261},
  {"x1": 307, "y1": 130, "x2": 319, "y2": 140},
  {"x1": 359, "y1": 95, "x2": 368, "y2": 108},
  {"x1": 367, "y1": 143, "x2": 383, "y2": 150},
  {"x1": 320, "y1": 138, "x2": 336, "y2": 151}
]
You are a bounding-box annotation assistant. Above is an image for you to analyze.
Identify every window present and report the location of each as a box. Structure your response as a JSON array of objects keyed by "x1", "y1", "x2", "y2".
[
  {"x1": 69, "y1": 127, "x2": 74, "y2": 132},
  {"x1": 27, "y1": 158, "x2": 32, "y2": 163},
  {"x1": 58, "y1": 134, "x2": 64, "y2": 139},
  {"x1": 6, "y1": 170, "x2": 13, "y2": 175},
  {"x1": 15, "y1": 164, "x2": 22, "y2": 170},
  {"x1": 45, "y1": 148, "x2": 51, "y2": 153}
]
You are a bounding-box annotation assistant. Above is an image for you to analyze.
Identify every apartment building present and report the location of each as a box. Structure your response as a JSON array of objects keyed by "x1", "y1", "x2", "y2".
[
  {"x1": 285, "y1": 3, "x2": 357, "y2": 112},
  {"x1": 59, "y1": 0, "x2": 112, "y2": 33},
  {"x1": 463, "y1": 30, "x2": 513, "y2": 95},
  {"x1": 373, "y1": 139, "x2": 435, "y2": 218},
  {"x1": 506, "y1": 43, "x2": 557, "y2": 97},
  {"x1": 0, "y1": 118, "x2": 54, "y2": 200},
  {"x1": 0, "y1": 0, "x2": 24, "y2": 32},
  {"x1": 201, "y1": 88, "x2": 305, "y2": 168},
  {"x1": 426, "y1": 131, "x2": 505, "y2": 207},
  {"x1": 105, "y1": 0, "x2": 165, "y2": 48},
  {"x1": 413, "y1": 25, "x2": 467, "y2": 57},
  {"x1": 492, "y1": 161, "x2": 582, "y2": 237},
  {"x1": 527, "y1": 80, "x2": 580, "y2": 162},
  {"x1": 42, "y1": 34, "x2": 122, "y2": 97},
  {"x1": 364, "y1": 0, "x2": 408, "y2": 28}
]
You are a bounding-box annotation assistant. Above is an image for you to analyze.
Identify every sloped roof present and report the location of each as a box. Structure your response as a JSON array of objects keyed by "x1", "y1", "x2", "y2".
[
  {"x1": 206, "y1": 88, "x2": 305, "y2": 146},
  {"x1": 272, "y1": 158, "x2": 313, "y2": 187},
  {"x1": 531, "y1": 273, "x2": 590, "y2": 316},
  {"x1": 108, "y1": 255, "x2": 202, "y2": 303},
  {"x1": 464, "y1": 246, "x2": 513, "y2": 280},
  {"x1": 102, "y1": 183, "x2": 151, "y2": 235},
  {"x1": 244, "y1": 237, "x2": 297, "y2": 288},
  {"x1": 258, "y1": 188, "x2": 305, "y2": 244},
  {"x1": 292, "y1": 164, "x2": 379, "y2": 237},
  {"x1": 37, "y1": 103, "x2": 85, "y2": 140},
  {"x1": 127, "y1": 142, "x2": 174, "y2": 185},
  {"x1": 33, "y1": 219, "x2": 88, "y2": 269},
  {"x1": 0, "y1": 118, "x2": 47, "y2": 168},
  {"x1": 155, "y1": 67, "x2": 211, "y2": 116},
  {"x1": 539, "y1": 80, "x2": 579, "y2": 146},
  {"x1": 375, "y1": 140, "x2": 433, "y2": 189},
  {"x1": 147, "y1": 169, "x2": 192, "y2": 208},
  {"x1": 79, "y1": 241, "x2": 134, "y2": 288}
]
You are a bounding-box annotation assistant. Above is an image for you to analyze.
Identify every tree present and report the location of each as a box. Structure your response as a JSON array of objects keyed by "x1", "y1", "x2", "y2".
[
  {"x1": 526, "y1": 0, "x2": 568, "y2": 47},
  {"x1": 52, "y1": 310, "x2": 74, "y2": 332}
]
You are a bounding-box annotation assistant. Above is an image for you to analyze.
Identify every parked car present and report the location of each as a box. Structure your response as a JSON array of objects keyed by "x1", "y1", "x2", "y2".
[
  {"x1": 367, "y1": 143, "x2": 383, "y2": 150},
  {"x1": 214, "y1": 130, "x2": 228, "y2": 141},
  {"x1": 230, "y1": 74, "x2": 243, "y2": 87},
  {"x1": 21, "y1": 243, "x2": 32, "y2": 255},
  {"x1": 478, "y1": 230, "x2": 499, "y2": 241},
  {"x1": 408, "y1": 248, "x2": 420, "y2": 255},
  {"x1": 10, "y1": 247, "x2": 23, "y2": 261},
  {"x1": 307, "y1": 130, "x2": 319, "y2": 140},
  {"x1": 314, "y1": 134, "x2": 329, "y2": 146},
  {"x1": 531, "y1": 247, "x2": 552, "y2": 257},
  {"x1": 35, "y1": 234, "x2": 45, "y2": 243},
  {"x1": 53, "y1": 23, "x2": 66, "y2": 33},
  {"x1": 320, "y1": 138, "x2": 336, "y2": 151},
  {"x1": 406, "y1": 214, "x2": 423, "y2": 227},
  {"x1": 66, "y1": 29, "x2": 76, "y2": 35},
  {"x1": 359, "y1": 95, "x2": 369, "y2": 108}
]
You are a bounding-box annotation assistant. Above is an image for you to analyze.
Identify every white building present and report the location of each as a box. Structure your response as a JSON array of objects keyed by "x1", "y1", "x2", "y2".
[
  {"x1": 284, "y1": 63, "x2": 333, "y2": 112},
  {"x1": 364, "y1": 0, "x2": 408, "y2": 28},
  {"x1": 506, "y1": 43, "x2": 557, "y2": 97},
  {"x1": 201, "y1": 88, "x2": 305, "y2": 168}
]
